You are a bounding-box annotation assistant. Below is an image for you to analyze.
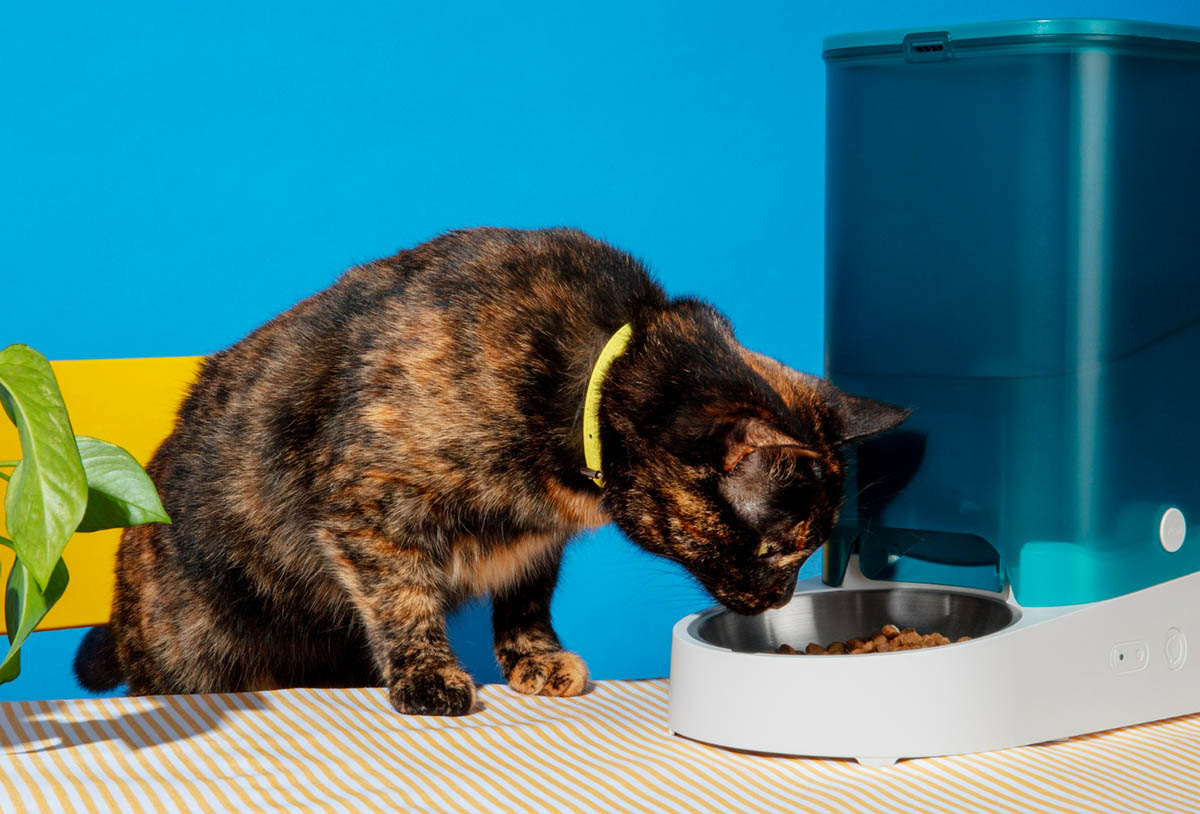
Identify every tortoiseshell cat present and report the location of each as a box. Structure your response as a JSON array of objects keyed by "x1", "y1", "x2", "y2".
[{"x1": 74, "y1": 227, "x2": 907, "y2": 715}]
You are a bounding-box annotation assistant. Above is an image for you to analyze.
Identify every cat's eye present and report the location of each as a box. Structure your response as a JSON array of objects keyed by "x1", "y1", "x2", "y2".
[{"x1": 756, "y1": 541, "x2": 772, "y2": 557}]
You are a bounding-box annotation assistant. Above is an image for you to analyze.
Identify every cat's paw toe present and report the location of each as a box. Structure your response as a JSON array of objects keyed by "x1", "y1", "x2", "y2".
[
  {"x1": 389, "y1": 665, "x2": 477, "y2": 716},
  {"x1": 507, "y1": 650, "x2": 588, "y2": 697}
]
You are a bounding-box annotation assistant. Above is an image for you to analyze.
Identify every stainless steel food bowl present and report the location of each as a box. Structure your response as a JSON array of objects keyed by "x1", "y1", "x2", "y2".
[
  {"x1": 695, "y1": 587, "x2": 1019, "y2": 654},
  {"x1": 669, "y1": 582, "x2": 1030, "y2": 760}
]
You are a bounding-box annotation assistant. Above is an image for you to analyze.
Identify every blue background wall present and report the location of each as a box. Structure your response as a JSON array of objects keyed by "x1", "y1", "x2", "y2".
[{"x1": 4, "y1": 0, "x2": 1199, "y2": 701}]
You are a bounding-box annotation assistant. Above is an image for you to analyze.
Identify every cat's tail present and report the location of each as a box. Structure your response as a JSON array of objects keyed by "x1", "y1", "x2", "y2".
[{"x1": 73, "y1": 625, "x2": 124, "y2": 692}]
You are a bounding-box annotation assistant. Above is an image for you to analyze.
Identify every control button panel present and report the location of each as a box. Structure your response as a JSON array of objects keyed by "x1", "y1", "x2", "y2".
[{"x1": 1111, "y1": 641, "x2": 1150, "y2": 674}]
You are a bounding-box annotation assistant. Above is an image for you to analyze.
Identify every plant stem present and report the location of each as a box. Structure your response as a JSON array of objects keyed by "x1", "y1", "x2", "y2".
[
  {"x1": 0, "y1": 470, "x2": 8, "y2": 481},
  {"x1": 0, "y1": 461, "x2": 18, "y2": 468}
]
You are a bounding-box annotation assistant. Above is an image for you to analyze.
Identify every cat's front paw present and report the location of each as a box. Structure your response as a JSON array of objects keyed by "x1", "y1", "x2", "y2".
[
  {"x1": 506, "y1": 650, "x2": 589, "y2": 697},
  {"x1": 389, "y1": 665, "x2": 477, "y2": 716}
]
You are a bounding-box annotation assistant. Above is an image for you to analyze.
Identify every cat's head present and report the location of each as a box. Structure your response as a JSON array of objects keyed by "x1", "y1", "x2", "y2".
[{"x1": 602, "y1": 304, "x2": 909, "y2": 615}]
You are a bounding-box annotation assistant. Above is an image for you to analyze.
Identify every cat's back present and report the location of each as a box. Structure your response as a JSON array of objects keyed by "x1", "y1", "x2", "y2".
[
  {"x1": 179, "y1": 227, "x2": 656, "y2": 416},
  {"x1": 213, "y1": 227, "x2": 654, "y2": 366},
  {"x1": 362, "y1": 227, "x2": 660, "y2": 329},
  {"x1": 153, "y1": 227, "x2": 663, "y2": 527}
]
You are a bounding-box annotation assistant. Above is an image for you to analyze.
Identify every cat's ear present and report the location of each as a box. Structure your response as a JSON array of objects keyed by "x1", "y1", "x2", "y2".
[
  {"x1": 824, "y1": 387, "x2": 911, "y2": 445},
  {"x1": 718, "y1": 417, "x2": 820, "y2": 528},
  {"x1": 740, "y1": 353, "x2": 909, "y2": 445},
  {"x1": 720, "y1": 415, "x2": 815, "y2": 473}
]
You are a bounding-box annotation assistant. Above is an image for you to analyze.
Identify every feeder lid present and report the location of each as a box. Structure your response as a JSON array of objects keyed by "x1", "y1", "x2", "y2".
[{"x1": 823, "y1": 18, "x2": 1200, "y2": 57}]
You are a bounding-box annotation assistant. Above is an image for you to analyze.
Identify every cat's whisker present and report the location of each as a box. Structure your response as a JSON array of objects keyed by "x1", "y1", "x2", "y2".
[{"x1": 854, "y1": 475, "x2": 892, "y2": 500}]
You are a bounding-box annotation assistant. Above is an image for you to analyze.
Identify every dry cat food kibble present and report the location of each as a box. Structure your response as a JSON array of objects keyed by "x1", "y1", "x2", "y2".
[{"x1": 775, "y1": 624, "x2": 971, "y2": 655}]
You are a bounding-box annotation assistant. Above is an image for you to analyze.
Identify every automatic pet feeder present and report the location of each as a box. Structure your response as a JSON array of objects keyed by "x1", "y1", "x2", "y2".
[{"x1": 668, "y1": 19, "x2": 1200, "y2": 763}]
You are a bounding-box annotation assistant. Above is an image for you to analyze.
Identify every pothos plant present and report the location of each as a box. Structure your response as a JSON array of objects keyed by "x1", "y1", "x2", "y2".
[{"x1": 0, "y1": 343, "x2": 169, "y2": 684}]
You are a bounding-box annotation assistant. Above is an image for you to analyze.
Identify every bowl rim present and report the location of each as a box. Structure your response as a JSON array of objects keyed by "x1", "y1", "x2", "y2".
[{"x1": 681, "y1": 584, "x2": 1024, "y2": 657}]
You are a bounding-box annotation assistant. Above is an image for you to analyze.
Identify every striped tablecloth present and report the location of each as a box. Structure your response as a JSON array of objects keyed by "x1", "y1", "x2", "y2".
[{"x1": 1, "y1": 678, "x2": 1198, "y2": 814}]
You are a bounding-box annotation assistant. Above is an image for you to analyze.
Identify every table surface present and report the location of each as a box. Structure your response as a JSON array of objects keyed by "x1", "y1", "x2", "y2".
[{"x1": 1, "y1": 678, "x2": 1197, "y2": 814}]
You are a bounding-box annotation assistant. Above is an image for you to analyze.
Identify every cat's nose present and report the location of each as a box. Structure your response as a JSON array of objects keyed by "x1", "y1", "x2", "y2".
[
  {"x1": 768, "y1": 570, "x2": 801, "y2": 608},
  {"x1": 769, "y1": 590, "x2": 794, "y2": 610}
]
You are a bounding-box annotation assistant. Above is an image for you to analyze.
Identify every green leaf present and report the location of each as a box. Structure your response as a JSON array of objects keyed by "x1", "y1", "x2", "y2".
[
  {"x1": 0, "y1": 388, "x2": 14, "y2": 425},
  {"x1": 0, "y1": 344, "x2": 88, "y2": 590},
  {"x1": 75, "y1": 436, "x2": 170, "y2": 532},
  {"x1": 0, "y1": 554, "x2": 69, "y2": 683}
]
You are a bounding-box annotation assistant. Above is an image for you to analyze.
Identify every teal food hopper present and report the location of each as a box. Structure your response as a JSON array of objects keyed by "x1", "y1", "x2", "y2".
[{"x1": 823, "y1": 18, "x2": 1200, "y2": 606}]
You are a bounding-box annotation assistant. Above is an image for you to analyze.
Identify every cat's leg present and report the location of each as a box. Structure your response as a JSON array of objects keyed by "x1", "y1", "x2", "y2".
[
  {"x1": 319, "y1": 517, "x2": 476, "y2": 716},
  {"x1": 492, "y1": 546, "x2": 589, "y2": 697}
]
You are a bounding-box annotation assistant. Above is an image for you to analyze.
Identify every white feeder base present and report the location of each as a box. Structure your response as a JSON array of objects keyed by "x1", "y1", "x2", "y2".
[{"x1": 667, "y1": 559, "x2": 1200, "y2": 764}]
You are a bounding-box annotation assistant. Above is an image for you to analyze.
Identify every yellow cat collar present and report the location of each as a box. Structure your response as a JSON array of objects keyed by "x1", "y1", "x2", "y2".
[{"x1": 582, "y1": 323, "x2": 633, "y2": 488}]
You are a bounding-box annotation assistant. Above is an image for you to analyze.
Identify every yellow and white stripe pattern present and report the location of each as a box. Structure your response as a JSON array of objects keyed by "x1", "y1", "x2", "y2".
[{"x1": 2, "y1": 678, "x2": 1199, "y2": 814}]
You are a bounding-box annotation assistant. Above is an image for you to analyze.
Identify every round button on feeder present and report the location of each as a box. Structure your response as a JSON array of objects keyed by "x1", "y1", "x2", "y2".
[
  {"x1": 1165, "y1": 628, "x2": 1187, "y2": 671},
  {"x1": 1160, "y1": 508, "x2": 1186, "y2": 553}
]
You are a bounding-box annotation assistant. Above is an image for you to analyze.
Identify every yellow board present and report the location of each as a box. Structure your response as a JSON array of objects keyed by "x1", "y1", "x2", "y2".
[{"x1": 0, "y1": 355, "x2": 202, "y2": 632}]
